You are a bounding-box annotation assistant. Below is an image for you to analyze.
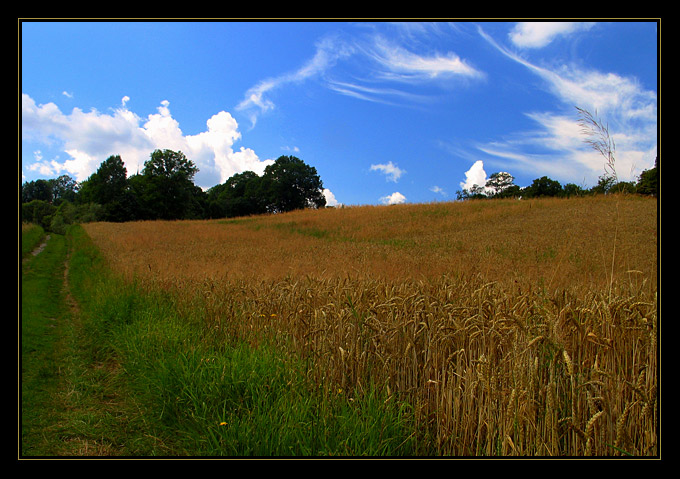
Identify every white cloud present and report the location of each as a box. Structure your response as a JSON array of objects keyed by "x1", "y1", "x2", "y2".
[
  {"x1": 236, "y1": 35, "x2": 354, "y2": 128},
  {"x1": 368, "y1": 35, "x2": 483, "y2": 81},
  {"x1": 476, "y1": 26, "x2": 658, "y2": 184},
  {"x1": 27, "y1": 149, "x2": 68, "y2": 177},
  {"x1": 21, "y1": 93, "x2": 274, "y2": 187},
  {"x1": 460, "y1": 160, "x2": 488, "y2": 192},
  {"x1": 327, "y1": 79, "x2": 428, "y2": 106},
  {"x1": 430, "y1": 185, "x2": 447, "y2": 196},
  {"x1": 509, "y1": 22, "x2": 596, "y2": 49},
  {"x1": 323, "y1": 188, "x2": 340, "y2": 207},
  {"x1": 238, "y1": 28, "x2": 484, "y2": 124},
  {"x1": 380, "y1": 191, "x2": 406, "y2": 205},
  {"x1": 370, "y1": 161, "x2": 405, "y2": 182}
]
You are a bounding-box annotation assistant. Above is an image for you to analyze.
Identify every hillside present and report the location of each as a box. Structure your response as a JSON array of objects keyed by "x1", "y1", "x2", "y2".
[
  {"x1": 72, "y1": 194, "x2": 659, "y2": 456},
  {"x1": 84, "y1": 194, "x2": 657, "y2": 293}
]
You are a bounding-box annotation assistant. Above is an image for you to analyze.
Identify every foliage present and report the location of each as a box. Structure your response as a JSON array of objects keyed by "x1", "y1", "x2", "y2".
[
  {"x1": 636, "y1": 156, "x2": 658, "y2": 196},
  {"x1": 259, "y1": 155, "x2": 326, "y2": 213},
  {"x1": 22, "y1": 175, "x2": 78, "y2": 205},
  {"x1": 524, "y1": 176, "x2": 563, "y2": 198},
  {"x1": 134, "y1": 149, "x2": 203, "y2": 220},
  {"x1": 22, "y1": 136, "x2": 658, "y2": 232},
  {"x1": 206, "y1": 171, "x2": 265, "y2": 218},
  {"x1": 22, "y1": 150, "x2": 329, "y2": 229},
  {"x1": 78, "y1": 155, "x2": 133, "y2": 222},
  {"x1": 485, "y1": 171, "x2": 515, "y2": 196}
]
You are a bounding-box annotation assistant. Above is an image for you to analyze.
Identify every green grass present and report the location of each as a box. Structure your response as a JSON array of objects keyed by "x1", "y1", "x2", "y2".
[
  {"x1": 21, "y1": 226, "x2": 174, "y2": 456},
  {"x1": 21, "y1": 224, "x2": 424, "y2": 456},
  {"x1": 21, "y1": 231, "x2": 68, "y2": 455},
  {"x1": 21, "y1": 223, "x2": 45, "y2": 258}
]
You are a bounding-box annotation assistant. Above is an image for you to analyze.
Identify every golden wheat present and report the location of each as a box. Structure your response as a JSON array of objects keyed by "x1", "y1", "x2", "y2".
[{"x1": 82, "y1": 195, "x2": 658, "y2": 456}]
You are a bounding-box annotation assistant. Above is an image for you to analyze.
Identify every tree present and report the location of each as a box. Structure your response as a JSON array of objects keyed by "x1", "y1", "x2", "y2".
[
  {"x1": 21, "y1": 199, "x2": 56, "y2": 229},
  {"x1": 22, "y1": 178, "x2": 54, "y2": 203},
  {"x1": 78, "y1": 155, "x2": 132, "y2": 221},
  {"x1": 562, "y1": 183, "x2": 586, "y2": 198},
  {"x1": 524, "y1": 176, "x2": 562, "y2": 198},
  {"x1": 486, "y1": 172, "x2": 516, "y2": 198},
  {"x1": 637, "y1": 156, "x2": 658, "y2": 196},
  {"x1": 22, "y1": 176, "x2": 80, "y2": 204},
  {"x1": 260, "y1": 156, "x2": 326, "y2": 213},
  {"x1": 138, "y1": 149, "x2": 200, "y2": 220},
  {"x1": 209, "y1": 171, "x2": 266, "y2": 218},
  {"x1": 590, "y1": 175, "x2": 616, "y2": 195},
  {"x1": 456, "y1": 184, "x2": 486, "y2": 200},
  {"x1": 51, "y1": 175, "x2": 79, "y2": 205}
]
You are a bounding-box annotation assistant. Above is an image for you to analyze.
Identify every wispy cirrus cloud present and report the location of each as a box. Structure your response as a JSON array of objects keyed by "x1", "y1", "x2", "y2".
[
  {"x1": 236, "y1": 35, "x2": 354, "y2": 128},
  {"x1": 237, "y1": 25, "x2": 485, "y2": 124},
  {"x1": 509, "y1": 22, "x2": 596, "y2": 48},
  {"x1": 476, "y1": 25, "x2": 657, "y2": 184},
  {"x1": 364, "y1": 34, "x2": 483, "y2": 82}
]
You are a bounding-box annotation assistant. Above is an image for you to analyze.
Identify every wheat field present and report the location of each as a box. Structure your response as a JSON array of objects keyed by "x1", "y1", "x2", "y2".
[{"x1": 83, "y1": 194, "x2": 658, "y2": 456}]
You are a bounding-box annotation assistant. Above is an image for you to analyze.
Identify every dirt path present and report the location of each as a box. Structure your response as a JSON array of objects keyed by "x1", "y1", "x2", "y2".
[
  {"x1": 22, "y1": 234, "x2": 51, "y2": 267},
  {"x1": 32, "y1": 234, "x2": 51, "y2": 256},
  {"x1": 21, "y1": 233, "x2": 123, "y2": 456}
]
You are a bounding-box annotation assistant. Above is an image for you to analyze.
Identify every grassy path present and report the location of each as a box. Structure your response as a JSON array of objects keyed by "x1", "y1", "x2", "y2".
[
  {"x1": 19, "y1": 225, "x2": 442, "y2": 456},
  {"x1": 20, "y1": 229, "x2": 159, "y2": 457}
]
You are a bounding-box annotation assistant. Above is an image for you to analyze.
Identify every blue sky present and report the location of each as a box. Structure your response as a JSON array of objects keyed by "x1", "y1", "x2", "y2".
[{"x1": 21, "y1": 20, "x2": 658, "y2": 206}]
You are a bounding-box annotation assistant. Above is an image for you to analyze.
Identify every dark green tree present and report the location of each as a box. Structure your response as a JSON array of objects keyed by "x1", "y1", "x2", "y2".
[
  {"x1": 456, "y1": 184, "x2": 486, "y2": 200},
  {"x1": 562, "y1": 183, "x2": 586, "y2": 197},
  {"x1": 260, "y1": 156, "x2": 326, "y2": 213},
  {"x1": 589, "y1": 175, "x2": 616, "y2": 195},
  {"x1": 636, "y1": 156, "x2": 658, "y2": 196},
  {"x1": 207, "y1": 171, "x2": 265, "y2": 218},
  {"x1": 138, "y1": 149, "x2": 200, "y2": 220},
  {"x1": 524, "y1": 176, "x2": 563, "y2": 198},
  {"x1": 21, "y1": 199, "x2": 56, "y2": 228},
  {"x1": 22, "y1": 175, "x2": 79, "y2": 205},
  {"x1": 78, "y1": 155, "x2": 132, "y2": 221},
  {"x1": 50, "y1": 175, "x2": 79, "y2": 205},
  {"x1": 21, "y1": 178, "x2": 54, "y2": 203}
]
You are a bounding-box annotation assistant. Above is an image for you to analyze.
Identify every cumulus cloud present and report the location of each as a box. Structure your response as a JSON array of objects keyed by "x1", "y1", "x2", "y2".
[
  {"x1": 460, "y1": 160, "x2": 488, "y2": 192},
  {"x1": 323, "y1": 188, "x2": 340, "y2": 207},
  {"x1": 370, "y1": 161, "x2": 405, "y2": 182},
  {"x1": 21, "y1": 94, "x2": 275, "y2": 187},
  {"x1": 380, "y1": 191, "x2": 406, "y2": 205}
]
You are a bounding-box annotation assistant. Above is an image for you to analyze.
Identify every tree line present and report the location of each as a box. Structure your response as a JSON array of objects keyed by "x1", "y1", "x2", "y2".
[
  {"x1": 455, "y1": 156, "x2": 658, "y2": 201},
  {"x1": 21, "y1": 148, "x2": 658, "y2": 235},
  {"x1": 21, "y1": 149, "x2": 326, "y2": 233}
]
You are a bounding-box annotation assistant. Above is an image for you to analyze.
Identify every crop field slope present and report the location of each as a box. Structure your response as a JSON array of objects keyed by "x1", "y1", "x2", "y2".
[{"x1": 83, "y1": 195, "x2": 659, "y2": 456}]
